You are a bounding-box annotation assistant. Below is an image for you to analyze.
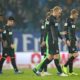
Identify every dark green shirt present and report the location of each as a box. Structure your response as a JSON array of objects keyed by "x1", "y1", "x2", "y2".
[
  {"x1": 2, "y1": 25, "x2": 13, "y2": 47},
  {"x1": 64, "y1": 18, "x2": 76, "y2": 41},
  {"x1": 44, "y1": 15, "x2": 62, "y2": 43}
]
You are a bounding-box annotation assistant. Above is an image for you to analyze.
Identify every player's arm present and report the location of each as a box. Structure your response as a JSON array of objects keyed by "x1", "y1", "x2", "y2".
[
  {"x1": 40, "y1": 24, "x2": 47, "y2": 47},
  {"x1": 43, "y1": 19, "x2": 49, "y2": 42},
  {"x1": 64, "y1": 21, "x2": 71, "y2": 46},
  {"x1": 9, "y1": 33, "x2": 14, "y2": 49},
  {"x1": 64, "y1": 21, "x2": 69, "y2": 40}
]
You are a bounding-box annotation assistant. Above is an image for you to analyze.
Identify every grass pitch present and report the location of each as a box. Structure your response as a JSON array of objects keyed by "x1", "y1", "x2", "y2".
[{"x1": 0, "y1": 68, "x2": 80, "y2": 80}]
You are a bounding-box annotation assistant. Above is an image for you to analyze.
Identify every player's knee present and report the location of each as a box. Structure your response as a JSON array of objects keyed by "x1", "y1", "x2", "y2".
[
  {"x1": 53, "y1": 54, "x2": 59, "y2": 59},
  {"x1": 48, "y1": 54, "x2": 53, "y2": 60}
]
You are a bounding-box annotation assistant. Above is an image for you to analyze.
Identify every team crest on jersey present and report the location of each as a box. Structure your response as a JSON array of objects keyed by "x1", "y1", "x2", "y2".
[
  {"x1": 9, "y1": 32, "x2": 13, "y2": 35},
  {"x1": 64, "y1": 23, "x2": 68, "y2": 26},
  {"x1": 45, "y1": 21, "x2": 49, "y2": 24},
  {"x1": 41, "y1": 25, "x2": 45, "y2": 29},
  {"x1": 55, "y1": 23, "x2": 59, "y2": 26},
  {"x1": 72, "y1": 25, "x2": 75, "y2": 28}
]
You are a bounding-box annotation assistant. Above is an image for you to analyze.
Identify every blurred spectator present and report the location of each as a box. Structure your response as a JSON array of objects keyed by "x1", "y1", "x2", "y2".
[{"x1": 0, "y1": 0, "x2": 80, "y2": 31}]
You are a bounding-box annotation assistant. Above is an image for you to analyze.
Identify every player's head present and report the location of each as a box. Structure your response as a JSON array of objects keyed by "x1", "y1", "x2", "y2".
[
  {"x1": 70, "y1": 9, "x2": 79, "y2": 19},
  {"x1": 51, "y1": 6, "x2": 62, "y2": 18},
  {"x1": 7, "y1": 16, "x2": 15, "y2": 26}
]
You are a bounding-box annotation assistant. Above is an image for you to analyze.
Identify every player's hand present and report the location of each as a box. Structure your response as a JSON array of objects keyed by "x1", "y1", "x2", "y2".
[
  {"x1": 10, "y1": 44, "x2": 14, "y2": 49},
  {"x1": 66, "y1": 40, "x2": 71, "y2": 46},
  {"x1": 40, "y1": 41, "x2": 46, "y2": 47}
]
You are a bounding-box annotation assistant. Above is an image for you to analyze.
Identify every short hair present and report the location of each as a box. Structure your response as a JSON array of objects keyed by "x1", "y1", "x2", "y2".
[
  {"x1": 71, "y1": 9, "x2": 78, "y2": 15},
  {"x1": 8, "y1": 16, "x2": 15, "y2": 21},
  {"x1": 51, "y1": 6, "x2": 62, "y2": 12}
]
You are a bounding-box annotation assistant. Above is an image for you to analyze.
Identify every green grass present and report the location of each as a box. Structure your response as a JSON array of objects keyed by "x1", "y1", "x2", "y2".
[{"x1": 0, "y1": 68, "x2": 80, "y2": 80}]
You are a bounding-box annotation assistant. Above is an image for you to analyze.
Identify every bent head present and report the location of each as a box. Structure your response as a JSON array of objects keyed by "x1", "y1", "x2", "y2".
[
  {"x1": 70, "y1": 9, "x2": 79, "y2": 20},
  {"x1": 7, "y1": 17, "x2": 15, "y2": 27},
  {"x1": 51, "y1": 6, "x2": 62, "y2": 18}
]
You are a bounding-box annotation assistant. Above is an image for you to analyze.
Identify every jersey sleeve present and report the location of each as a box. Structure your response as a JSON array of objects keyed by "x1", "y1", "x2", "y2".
[
  {"x1": 40, "y1": 25, "x2": 46, "y2": 43},
  {"x1": 40, "y1": 19, "x2": 50, "y2": 42},
  {"x1": 44, "y1": 25, "x2": 48, "y2": 42}
]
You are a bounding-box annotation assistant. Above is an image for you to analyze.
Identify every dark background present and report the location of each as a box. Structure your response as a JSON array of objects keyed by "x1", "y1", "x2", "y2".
[{"x1": 0, "y1": 0, "x2": 80, "y2": 52}]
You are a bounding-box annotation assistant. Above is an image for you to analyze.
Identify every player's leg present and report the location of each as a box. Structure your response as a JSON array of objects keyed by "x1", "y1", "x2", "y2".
[
  {"x1": 54, "y1": 54, "x2": 62, "y2": 73},
  {"x1": 33, "y1": 42, "x2": 66, "y2": 76},
  {"x1": 68, "y1": 46, "x2": 78, "y2": 75},
  {"x1": 68, "y1": 55, "x2": 78, "y2": 75},
  {"x1": 47, "y1": 42, "x2": 68, "y2": 76},
  {"x1": 36, "y1": 37, "x2": 49, "y2": 72},
  {"x1": 42, "y1": 45, "x2": 48, "y2": 73},
  {"x1": 53, "y1": 43, "x2": 68, "y2": 76},
  {"x1": 69, "y1": 41, "x2": 78, "y2": 74},
  {"x1": 67, "y1": 53, "x2": 78, "y2": 75},
  {"x1": 0, "y1": 48, "x2": 7, "y2": 74},
  {"x1": 9, "y1": 48, "x2": 22, "y2": 74},
  {"x1": 62, "y1": 45, "x2": 73, "y2": 74},
  {"x1": 34, "y1": 42, "x2": 55, "y2": 76},
  {"x1": 33, "y1": 43, "x2": 49, "y2": 74},
  {"x1": 43, "y1": 35, "x2": 49, "y2": 73},
  {"x1": 33, "y1": 34, "x2": 49, "y2": 73},
  {"x1": 34, "y1": 46, "x2": 47, "y2": 71},
  {"x1": 42, "y1": 54, "x2": 52, "y2": 76},
  {"x1": 53, "y1": 54, "x2": 68, "y2": 76},
  {"x1": 63, "y1": 41, "x2": 78, "y2": 75},
  {"x1": 33, "y1": 55, "x2": 47, "y2": 74},
  {"x1": 39, "y1": 54, "x2": 53, "y2": 73},
  {"x1": 43, "y1": 54, "x2": 47, "y2": 72},
  {"x1": 33, "y1": 54, "x2": 52, "y2": 76}
]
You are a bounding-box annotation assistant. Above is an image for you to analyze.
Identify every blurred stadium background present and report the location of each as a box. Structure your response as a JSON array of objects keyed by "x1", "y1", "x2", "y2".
[{"x1": 0, "y1": 0, "x2": 80, "y2": 69}]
